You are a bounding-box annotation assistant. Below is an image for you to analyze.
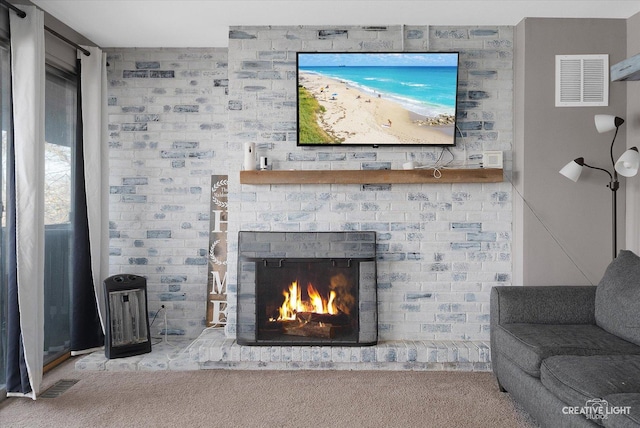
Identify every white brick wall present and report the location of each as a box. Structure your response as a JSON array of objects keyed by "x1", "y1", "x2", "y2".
[
  {"x1": 107, "y1": 25, "x2": 513, "y2": 345},
  {"x1": 225, "y1": 25, "x2": 513, "y2": 342},
  {"x1": 107, "y1": 48, "x2": 229, "y2": 338}
]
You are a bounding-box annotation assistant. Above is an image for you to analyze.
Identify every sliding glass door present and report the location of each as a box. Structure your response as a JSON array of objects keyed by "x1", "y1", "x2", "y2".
[
  {"x1": 0, "y1": 53, "x2": 78, "y2": 396},
  {"x1": 43, "y1": 66, "x2": 77, "y2": 366},
  {"x1": 0, "y1": 18, "x2": 84, "y2": 397}
]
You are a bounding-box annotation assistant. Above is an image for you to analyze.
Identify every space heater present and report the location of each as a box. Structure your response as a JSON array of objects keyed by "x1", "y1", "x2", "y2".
[{"x1": 104, "y1": 274, "x2": 152, "y2": 359}]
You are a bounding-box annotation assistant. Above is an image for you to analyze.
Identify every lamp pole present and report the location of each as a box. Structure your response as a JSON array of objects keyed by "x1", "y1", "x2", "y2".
[
  {"x1": 608, "y1": 125, "x2": 620, "y2": 261},
  {"x1": 580, "y1": 125, "x2": 621, "y2": 260},
  {"x1": 610, "y1": 179, "x2": 618, "y2": 261}
]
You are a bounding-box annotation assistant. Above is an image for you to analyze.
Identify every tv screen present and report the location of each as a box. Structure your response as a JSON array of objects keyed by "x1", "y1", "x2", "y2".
[{"x1": 296, "y1": 52, "x2": 459, "y2": 147}]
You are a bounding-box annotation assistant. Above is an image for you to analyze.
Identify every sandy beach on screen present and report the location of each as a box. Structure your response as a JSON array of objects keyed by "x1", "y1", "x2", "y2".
[{"x1": 299, "y1": 71, "x2": 454, "y2": 145}]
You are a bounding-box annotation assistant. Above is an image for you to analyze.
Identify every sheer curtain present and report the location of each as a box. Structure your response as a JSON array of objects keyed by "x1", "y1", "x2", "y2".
[
  {"x1": 7, "y1": 5, "x2": 45, "y2": 399},
  {"x1": 70, "y1": 46, "x2": 109, "y2": 355}
]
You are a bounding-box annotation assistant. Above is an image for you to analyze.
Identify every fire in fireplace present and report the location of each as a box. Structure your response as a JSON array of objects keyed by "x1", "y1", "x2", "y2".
[
  {"x1": 237, "y1": 232, "x2": 377, "y2": 346},
  {"x1": 258, "y1": 258, "x2": 359, "y2": 342}
]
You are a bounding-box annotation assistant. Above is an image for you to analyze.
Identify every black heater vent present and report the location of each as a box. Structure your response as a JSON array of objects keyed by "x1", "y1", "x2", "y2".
[{"x1": 104, "y1": 274, "x2": 152, "y2": 359}]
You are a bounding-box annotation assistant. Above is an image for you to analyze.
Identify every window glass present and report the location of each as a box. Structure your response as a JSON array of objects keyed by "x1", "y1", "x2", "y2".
[
  {"x1": 43, "y1": 67, "x2": 76, "y2": 365},
  {"x1": 0, "y1": 40, "x2": 10, "y2": 395}
]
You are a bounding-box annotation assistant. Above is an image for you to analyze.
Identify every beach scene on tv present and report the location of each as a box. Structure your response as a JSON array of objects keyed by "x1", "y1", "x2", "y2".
[{"x1": 297, "y1": 52, "x2": 459, "y2": 146}]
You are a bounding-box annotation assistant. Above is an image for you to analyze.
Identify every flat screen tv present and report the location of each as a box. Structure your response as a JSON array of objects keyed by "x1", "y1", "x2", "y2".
[{"x1": 296, "y1": 52, "x2": 459, "y2": 147}]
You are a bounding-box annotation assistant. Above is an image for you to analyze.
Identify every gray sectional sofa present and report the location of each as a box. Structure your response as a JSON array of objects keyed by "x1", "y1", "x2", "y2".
[{"x1": 490, "y1": 250, "x2": 640, "y2": 427}]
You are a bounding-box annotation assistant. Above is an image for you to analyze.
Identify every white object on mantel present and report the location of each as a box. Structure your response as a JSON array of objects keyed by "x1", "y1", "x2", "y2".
[
  {"x1": 260, "y1": 156, "x2": 269, "y2": 170},
  {"x1": 483, "y1": 151, "x2": 503, "y2": 169},
  {"x1": 243, "y1": 142, "x2": 256, "y2": 171}
]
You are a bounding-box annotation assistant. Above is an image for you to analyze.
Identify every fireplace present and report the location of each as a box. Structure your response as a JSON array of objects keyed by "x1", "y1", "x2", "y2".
[{"x1": 237, "y1": 231, "x2": 377, "y2": 346}]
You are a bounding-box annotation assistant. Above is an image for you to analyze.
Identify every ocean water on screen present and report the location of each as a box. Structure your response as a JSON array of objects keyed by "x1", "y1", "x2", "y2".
[{"x1": 300, "y1": 65, "x2": 458, "y2": 118}]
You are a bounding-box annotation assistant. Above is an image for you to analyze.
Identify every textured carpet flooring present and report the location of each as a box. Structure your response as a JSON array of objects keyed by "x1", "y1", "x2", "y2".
[{"x1": 0, "y1": 358, "x2": 537, "y2": 428}]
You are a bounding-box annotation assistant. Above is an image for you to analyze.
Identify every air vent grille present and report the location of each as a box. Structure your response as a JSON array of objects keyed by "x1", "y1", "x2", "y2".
[
  {"x1": 556, "y1": 54, "x2": 608, "y2": 107},
  {"x1": 39, "y1": 379, "x2": 80, "y2": 398}
]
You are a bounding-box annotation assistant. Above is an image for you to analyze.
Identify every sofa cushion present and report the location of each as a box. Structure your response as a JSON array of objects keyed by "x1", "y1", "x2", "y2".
[
  {"x1": 493, "y1": 323, "x2": 640, "y2": 378},
  {"x1": 541, "y1": 355, "x2": 640, "y2": 427},
  {"x1": 595, "y1": 250, "x2": 640, "y2": 346},
  {"x1": 602, "y1": 393, "x2": 640, "y2": 428}
]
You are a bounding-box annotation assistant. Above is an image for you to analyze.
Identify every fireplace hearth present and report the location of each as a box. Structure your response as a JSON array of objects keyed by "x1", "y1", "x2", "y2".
[{"x1": 237, "y1": 231, "x2": 377, "y2": 346}]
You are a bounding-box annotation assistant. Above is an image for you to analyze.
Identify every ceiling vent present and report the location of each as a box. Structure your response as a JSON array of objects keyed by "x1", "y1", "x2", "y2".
[{"x1": 555, "y1": 54, "x2": 608, "y2": 107}]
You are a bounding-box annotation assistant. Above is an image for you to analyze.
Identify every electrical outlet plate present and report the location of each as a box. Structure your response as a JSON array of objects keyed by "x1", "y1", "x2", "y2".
[{"x1": 483, "y1": 151, "x2": 503, "y2": 169}]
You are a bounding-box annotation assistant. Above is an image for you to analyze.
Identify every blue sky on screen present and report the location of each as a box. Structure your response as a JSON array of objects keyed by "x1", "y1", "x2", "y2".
[{"x1": 298, "y1": 53, "x2": 458, "y2": 67}]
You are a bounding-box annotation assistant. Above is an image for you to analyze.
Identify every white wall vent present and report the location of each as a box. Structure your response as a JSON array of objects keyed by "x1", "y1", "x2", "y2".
[{"x1": 555, "y1": 54, "x2": 608, "y2": 107}]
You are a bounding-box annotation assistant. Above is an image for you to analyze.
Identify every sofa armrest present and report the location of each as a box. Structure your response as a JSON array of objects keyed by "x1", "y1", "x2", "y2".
[{"x1": 490, "y1": 285, "x2": 596, "y2": 326}]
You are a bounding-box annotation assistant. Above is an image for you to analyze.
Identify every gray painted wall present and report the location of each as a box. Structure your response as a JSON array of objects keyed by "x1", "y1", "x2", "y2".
[
  {"x1": 514, "y1": 18, "x2": 628, "y2": 286},
  {"x1": 625, "y1": 12, "x2": 640, "y2": 253}
]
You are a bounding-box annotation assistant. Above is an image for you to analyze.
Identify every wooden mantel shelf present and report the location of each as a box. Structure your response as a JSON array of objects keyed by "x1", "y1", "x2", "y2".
[{"x1": 240, "y1": 168, "x2": 503, "y2": 185}]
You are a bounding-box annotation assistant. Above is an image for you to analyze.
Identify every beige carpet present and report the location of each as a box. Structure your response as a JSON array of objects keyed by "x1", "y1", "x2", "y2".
[{"x1": 1, "y1": 358, "x2": 535, "y2": 428}]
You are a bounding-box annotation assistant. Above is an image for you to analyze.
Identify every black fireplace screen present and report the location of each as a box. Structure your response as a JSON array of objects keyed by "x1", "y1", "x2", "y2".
[{"x1": 237, "y1": 232, "x2": 377, "y2": 346}]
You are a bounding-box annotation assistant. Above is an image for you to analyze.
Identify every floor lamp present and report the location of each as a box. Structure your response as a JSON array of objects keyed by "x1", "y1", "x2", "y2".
[{"x1": 560, "y1": 115, "x2": 639, "y2": 260}]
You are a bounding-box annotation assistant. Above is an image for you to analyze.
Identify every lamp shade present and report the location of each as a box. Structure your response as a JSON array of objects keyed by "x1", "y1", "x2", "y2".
[
  {"x1": 615, "y1": 147, "x2": 640, "y2": 177},
  {"x1": 560, "y1": 157, "x2": 585, "y2": 182},
  {"x1": 594, "y1": 115, "x2": 625, "y2": 133}
]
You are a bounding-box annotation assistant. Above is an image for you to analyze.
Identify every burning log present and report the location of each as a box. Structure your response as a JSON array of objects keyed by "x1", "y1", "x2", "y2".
[
  {"x1": 273, "y1": 277, "x2": 355, "y2": 339},
  {"x1": 296, "y1": 311, "x2": 349, "y2": 325},
  {"x1": 281, "y1": 320, "x2": 335, "y2": 339}
]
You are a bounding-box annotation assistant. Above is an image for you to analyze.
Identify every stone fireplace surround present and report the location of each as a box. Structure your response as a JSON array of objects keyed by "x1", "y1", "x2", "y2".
[
  {"x1": 77, "y1": 327, "x2": 491, "y2": 371},
  {"x1": 81, "y1": 228, "x2": 492, "y2": 371},
  {"x1": 103, "y1": 24, "x2": 512, "y2": 372},
  {"x1": 219, "y1": 25, "x2": 509, "y2": 371},
  {"x1": 81, "y1": 230, "x2": 491, "y2": 372}
]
